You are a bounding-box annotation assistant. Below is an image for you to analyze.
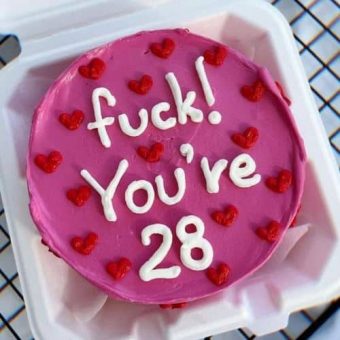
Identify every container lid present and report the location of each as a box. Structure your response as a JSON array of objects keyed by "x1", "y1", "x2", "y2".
[{"x1": 0, "y1": 0, "x2": 170, "y2": 40}]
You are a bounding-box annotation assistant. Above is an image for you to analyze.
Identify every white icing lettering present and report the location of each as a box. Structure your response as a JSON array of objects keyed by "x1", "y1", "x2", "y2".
[
  {"x1": 200, "y1": 157, "x2": 228, "y2": 193},
  {"x1": 176, "y1": 215, "x2": 213, "y2": 271},
  {"x1": 139, "y1": 224, "x2": 181, "y2": 281},
  {"x1": 179, "y1": 143, "x2": 194, "y2": 164},
  {"x1": 125, "y1": 180, "x2": 155, "y2": 214},
  {"x1": 81, "y1": 159, "x2": 128, "y2": 222},
  {"x1": 151, "y1": 102, "x2": 176, "y2": 130},
  {"x1": 118, "y1": 109, "x2": 148, "y2": 137},
  {"x1": 208, "y1": 110, "x2": 222, "y2": 125},
  {"x1": 155, "y1": 168, "x2": 186, "y2": 206},
  {"x1": 195, "y1": 56, "x2": 215, "y2": 106},
  {"x1": 88, "y1": 88, "x2": 116, "y2": 148},
  {"x1": 229, "y1": 153, "x2": 261, "y2": 188},
  {"x1": 165, "y1": 72, "x2": 203, "y2": 125}
]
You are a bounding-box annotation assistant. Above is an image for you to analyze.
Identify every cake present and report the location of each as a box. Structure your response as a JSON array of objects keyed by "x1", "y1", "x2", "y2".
[{"x1": 27, "y1": 29, "x2": 306, "y2": 305}]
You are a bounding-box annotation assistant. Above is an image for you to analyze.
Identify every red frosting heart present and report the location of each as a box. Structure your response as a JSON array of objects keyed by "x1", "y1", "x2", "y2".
[
  {"x1": 203, "y1": 46, "x2": 228, "y2": 66},
  {"x1": 240, "y1": 80, "x2": 265, "y2": 102},
  {"x1": 137, "y1": 142, "x2": 164, "y2": 162},
  {"x1": 34, "y1": 151, "x2": 63, "y2": 173},
  {"x1": 59, "y1": 110, "x2": 84, "y2": 130},
  {"x1": 159, "y1": 302, "x2": 187, "y2": 309},
  {"x1": 78, "y1": 58, "x2": 106, "y2": 80},
  {"x1": 66, "y1": 185, "x2": 91, "y2": 207},
  {"x1": 275, "y1": 81, "x2": 291, "y2": 106},
  {"x1": 150, "y1": 38, "x2": 175, "y2": 58},
  {"x1": 231, "y1": 127, "x2": 259, "y2": 149},
  {"x1": 106, "y1": 258, "x2": 132, "y2": 280},
  {"x1": 207, "y1": 263, "x2": 230, "y2": 286},
  {"x1": 71, "y1": 232, "x2": 98, "y2": 255},
  {"x1": 211, "y1": 205, "x2": 238, "y2": 227},
  {"x1": 128, "y1": 74, "x2": 153, "y2": 95},
  {"x1": 266, "y1": 169, "x2": 293, "y2": 193},
  {"x1": 255, "y1": 221, "x2": 281, "y2": 242}
]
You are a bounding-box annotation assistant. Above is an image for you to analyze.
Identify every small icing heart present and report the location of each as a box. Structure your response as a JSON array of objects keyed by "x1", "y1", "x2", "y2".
[
  {"x1": 240, "y1": 80, "x2": 265, "y2": 102},
  {"x1": 128, "y1": 74, "x2": 153, "y2": 95},
  {"x1": 211, "y1": 205, "x2": 238, "y2": 227},
  {"x1": 66, "y1": 185, "x2": 91, "y2": 206},
  {"x1": 266, "y1": 169, "x2": 292, "y2": 193},
  {"x1": 150, "y1": 38, "x2": 175, "y2": 59},
  {"x1": 137, "y1": 142, "x2": 164, "y2": 162},
  {"x1": 78, "y1": 58, "x2": 106, "y2": 80},
  {"x1": 159, "y1": 302, "x2": 187, "y2": 309},
  {"x1": 34, "y1": 151, "x2": 63, "y2": 173},
  {"x1": 59, "y1": 110, "x2": 84, "y2": 130},
  {"x1": 231, "y1": 127, "x2": 259, "y2": 149},
  {"x1": 255, "y1": 221, "x2": 281, "y2": 242},
  {"x1": 106, "y1": 258, "x2": 132, "y2": 280},
  {"x1": 206, "y1": 263, "x2": 230, "y2": 286},
  {"x1": 203, "y1": 46, "x2": 228, "y2": 66},
  {"x1": 179, "y1": 143, "x2": 194, "y2": 164},
  {"x1": 71, "y1": 232, "x2": 98, "y2": 255}
]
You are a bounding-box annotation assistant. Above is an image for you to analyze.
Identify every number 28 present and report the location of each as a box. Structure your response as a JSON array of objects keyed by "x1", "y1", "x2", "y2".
[{"x1": 139, "y1": 215, "x2": 213, "y2": 281}]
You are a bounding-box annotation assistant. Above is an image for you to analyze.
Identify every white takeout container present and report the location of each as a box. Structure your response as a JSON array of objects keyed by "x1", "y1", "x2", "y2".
[{"x1": 0, "y1": 0, "x2": 339, "y2": 339}]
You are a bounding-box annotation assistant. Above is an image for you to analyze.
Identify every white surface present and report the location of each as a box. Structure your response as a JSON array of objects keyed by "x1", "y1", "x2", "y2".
[{"x1": 0, "y1": 0, "x2": 340, "y2": 339}]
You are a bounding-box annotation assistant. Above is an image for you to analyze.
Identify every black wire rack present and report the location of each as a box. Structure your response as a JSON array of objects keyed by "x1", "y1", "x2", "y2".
[{"x1": 0, "y1": 0, "x2": 339, "y2": 339}]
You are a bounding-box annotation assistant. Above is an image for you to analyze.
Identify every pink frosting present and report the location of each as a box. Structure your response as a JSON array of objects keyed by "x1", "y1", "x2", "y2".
[{"x1": 27, "y1": 29, "x2": 306, "y2": 304}]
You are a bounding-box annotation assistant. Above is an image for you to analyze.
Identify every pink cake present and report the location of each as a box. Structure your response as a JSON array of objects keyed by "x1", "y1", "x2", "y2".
[{"x1": 27, "y1": 29, "x2": 306, "y2": 305}]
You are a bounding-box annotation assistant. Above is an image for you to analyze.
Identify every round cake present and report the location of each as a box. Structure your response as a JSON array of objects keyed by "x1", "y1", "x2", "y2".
[{"x1": 27, "y1": 29, "x2": 306, "y2": 305}]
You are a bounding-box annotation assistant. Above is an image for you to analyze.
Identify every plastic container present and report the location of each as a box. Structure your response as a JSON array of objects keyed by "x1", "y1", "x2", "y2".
[{"x1": 0, "y1": 0, "x2": 339, "y2": 339}]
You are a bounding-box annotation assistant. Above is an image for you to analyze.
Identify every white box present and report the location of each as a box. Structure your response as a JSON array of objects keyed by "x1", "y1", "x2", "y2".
[{"x1": 0, "y1": 0, "x2": 339, "y2": 339}]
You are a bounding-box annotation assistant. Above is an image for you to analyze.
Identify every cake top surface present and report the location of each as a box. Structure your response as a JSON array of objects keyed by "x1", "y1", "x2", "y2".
[{"x1": 27, "y1": 29, "x2": 306, "y2": 304}]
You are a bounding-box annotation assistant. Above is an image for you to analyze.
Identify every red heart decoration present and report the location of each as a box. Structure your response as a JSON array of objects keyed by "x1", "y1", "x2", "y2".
[
  {"x1": 66, "y1": 185, "x2": 91, "y2": 206},
  {"x1": 240, "y1": 80, "x2": 265, "y2": 102},
  {"x1": 34, "y1": 151, "x2": 63, "y2": 173},
  {"x1": 78, "y1": 58, "x2": 106, "y2": 80},
  {"x1": 150, "y1": 38, "x2": 175, "y2": 59},
  {"x1": 137, "y1": 142, "x2": 164, "y2": 162},
  {"x1": 159, "y1": 302, "x2": 187, "y2": 309},
  {"x1": 211, "y1": 205, "x2": 238, "y2": 227},
  {"x1": 106, "y1": 258, "x2": 132, "y2": 280},
  {"x1": 59, "y1": 110, "x2": 84, "y2": 130},
  {"x1": 203, "y1": 46, "x2": 228, "y2": 66},
  {"x1": 255, "y1": 221, "x2": 281, "y2": 242},
  {"x1": 71, "y1": 232, "x2": 98, "y2": 255},
  {"x1": 231, "y1": 127, "x2": 259, "y2": 149},
  {"x1": 275, "y1": 81, "x2": 291, "y2": 106},
  {"x1": 207, "y1": 263, "x2": 230, "y2": 286},
  {"x1": 266, "y1": 169, "x2": 292, "y2": 193},
  {"x1": 128, "y1": 74, "x2": 153, "y2": 95}
]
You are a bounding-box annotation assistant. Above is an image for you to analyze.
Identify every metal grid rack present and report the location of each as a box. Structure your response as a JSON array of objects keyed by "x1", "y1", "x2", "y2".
[{"x1": 0, "y1": 0, "x2": 339, "y2": 339}]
